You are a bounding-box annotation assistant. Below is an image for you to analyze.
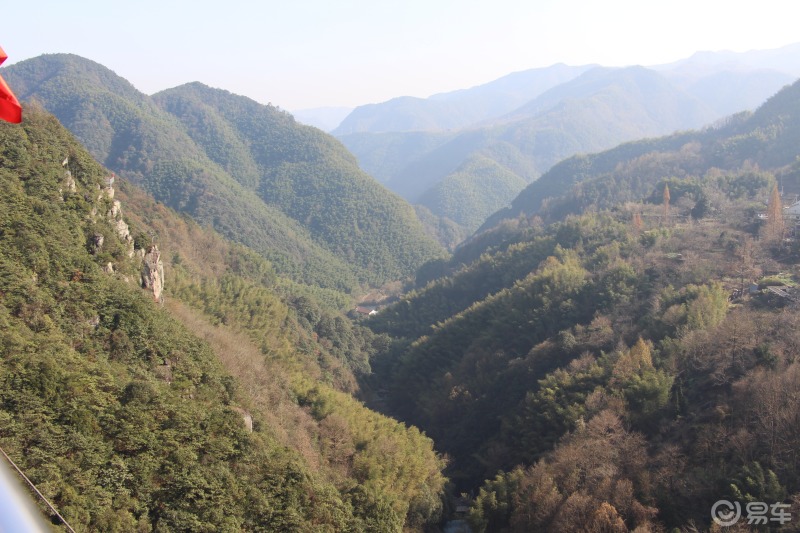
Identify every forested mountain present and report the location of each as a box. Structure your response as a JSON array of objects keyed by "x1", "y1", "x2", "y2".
[
  {"x1": 151, "y1": 81, "x2": 444, "y2": 285},
  {"x1": 6, "y1": 44, "x2": 800, "y2": 533},
  {"x1": 364, "y1": 77, "x2": 800, "y2": 531},
  {"x1": 500, "y1": 66, "x2": 713, "y2": 125},
  {"x1": 3, "y1": 54, "x2": 444, "y2": 292},
  {"x1": 0, "y1": 107, "x2": 446, "y2": 531},
  {"x1": 416, "y1": 154, "x2": 528, "y2": 233},
  {"x1": 482, "y1": 77, "x2": 800, "y2": 232},
  {"x1": 335, "y1": 130, "x2": 456, "y2": 184}
]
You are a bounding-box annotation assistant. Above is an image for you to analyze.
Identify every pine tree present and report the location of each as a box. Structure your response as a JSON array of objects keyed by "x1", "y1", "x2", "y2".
[{"x1": 662, "y1": 184, "x2": 671, "y2": 224}]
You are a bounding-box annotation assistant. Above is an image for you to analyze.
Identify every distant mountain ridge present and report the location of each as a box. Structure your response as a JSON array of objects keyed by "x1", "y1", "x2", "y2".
[
  {"x1": 341, "y1": 66, "x2": 719, "y2": 235},
  {"x1": 291, "y1": 106, "x2": 353, "y2": 131},
  {"x1": 654, "y1": 41, "x2": 800, "y2": 77},
  {"x1": 500, "y1": 66, "x2": 713, "y2": 125},
  {"x1": 339, "y1": 42, "x2": 800, "y2": 137},
  {"x1": 3, "y1": 54, "x2": 445, "y2": 291},
  {"x1": 334, "y1": 43, "x2": 800, "y2": 241},
  {"x1": 333, "y1": 63, "x2": 595, "y2": 135},
  {"x1": 652, "y1": 43, "x2": 800, "y2": 117}
]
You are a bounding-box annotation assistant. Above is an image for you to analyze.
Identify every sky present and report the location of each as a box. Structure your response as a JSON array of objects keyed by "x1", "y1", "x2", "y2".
[{"x1": 3, "y1": 0, "x2": 800, "y2": 111}]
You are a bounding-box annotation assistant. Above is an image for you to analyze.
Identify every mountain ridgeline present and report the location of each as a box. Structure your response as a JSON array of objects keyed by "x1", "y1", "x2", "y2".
[
  {"x1": 481, "y1": 76, "x2": 800, "y2": 231},
  {"x1": 336, "y1": 46, "x2": 800, "y2": 239},
  {"x1": 333, "y1": 63, "x2": 595, "y2": 135},
  {"x1": 337, "y1": 66, "x2": 736, "y2": 235},
  {"x1": 152, "y1": 82, "x2": 444, "y2": 284},
  {"x1": 3, "y1": 54, "x2": 445, "y2": 293}
]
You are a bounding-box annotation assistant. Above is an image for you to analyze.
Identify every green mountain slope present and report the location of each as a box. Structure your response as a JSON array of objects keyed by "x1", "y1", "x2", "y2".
[
  {"x1": 152, "y1": 82, "x2": 444, "y2": 284},
  {"x1": 336, "y1": 130, "x2": 455, "y2": 184},
  {"x1": 0, "y1": 107, "x2": 446, "y2": 531},
  {"x1": 4, "y1": 54, "x2": 444, "y2": 291}
]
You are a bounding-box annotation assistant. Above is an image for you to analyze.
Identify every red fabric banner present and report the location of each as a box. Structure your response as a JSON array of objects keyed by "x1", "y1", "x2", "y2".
[{"x1": 0, "y1": 47, "x2": 22, "y2": 123}]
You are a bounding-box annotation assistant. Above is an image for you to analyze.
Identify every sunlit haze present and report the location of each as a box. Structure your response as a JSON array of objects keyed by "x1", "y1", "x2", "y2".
[{"x1": 4, "y1": 0, "x2": 800, "y2": 110}]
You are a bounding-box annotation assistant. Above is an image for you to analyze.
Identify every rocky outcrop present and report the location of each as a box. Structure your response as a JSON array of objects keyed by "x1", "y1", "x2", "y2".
[
  {"x1": 104, "y1": 175, "x2": 134, "y2": 258},
  {"x1": 59, "y1": 157, "x2": 76, "y2": 199},
  {"x1": 83, "y1": 169, "x2": 165, "y2": 302},
  {"x1": 141, "y1": 245, "x2": 164, "y2": 304},
  {"x1": 60, "y1": 170, "x2": 76, "y2": 198}
]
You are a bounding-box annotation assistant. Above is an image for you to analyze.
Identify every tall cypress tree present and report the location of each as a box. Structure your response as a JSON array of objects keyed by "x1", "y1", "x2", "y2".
[{"x1": 764, "y1": 184, "x2": 785, "y2": 244}]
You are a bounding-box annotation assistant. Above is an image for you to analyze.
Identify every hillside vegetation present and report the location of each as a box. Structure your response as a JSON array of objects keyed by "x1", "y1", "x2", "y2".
[
  {"x1": 0, "y1": 108, "x2": 446, "y2": 531},
  {"x1": 365, "y1": 78, "x2": 800, "y2": 531}
]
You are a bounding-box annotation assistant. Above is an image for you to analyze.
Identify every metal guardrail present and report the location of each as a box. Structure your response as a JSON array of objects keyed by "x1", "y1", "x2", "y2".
[{"x1": 0, "y1": 446, "x2": 75, "y2": 532}]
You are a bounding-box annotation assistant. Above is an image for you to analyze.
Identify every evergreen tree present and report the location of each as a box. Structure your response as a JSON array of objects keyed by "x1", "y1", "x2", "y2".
[{"x1": 763, "y1": 183, "x2": 785, "y2": 244}]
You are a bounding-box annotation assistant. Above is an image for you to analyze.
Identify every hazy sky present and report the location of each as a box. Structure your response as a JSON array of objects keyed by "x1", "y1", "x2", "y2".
[{"x1": 3, "y1": 0, "x2": 799, "y2": 110}]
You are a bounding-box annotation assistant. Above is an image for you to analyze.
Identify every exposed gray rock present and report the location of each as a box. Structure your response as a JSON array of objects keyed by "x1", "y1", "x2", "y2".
[
  {"x1": 154, "y1": 364, "x2": 173, "y2": 384},
  {"x1": 103, "y1": 174, "x2": 115, "y2": 198},
  {"x1": 104, "y1": 182, "x2": 134, "y2": 258},
  {"x1": 141, "y1": 245, "x2": 164, "y2": 304}
]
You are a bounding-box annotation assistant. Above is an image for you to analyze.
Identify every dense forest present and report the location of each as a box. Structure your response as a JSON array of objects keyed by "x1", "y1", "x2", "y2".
[
  {"x1": 364, "y1": 78, "x2": 800, "y2": 531},
  {"x1": 0, "y1": 108, "x2": 446, "y2": 531}
]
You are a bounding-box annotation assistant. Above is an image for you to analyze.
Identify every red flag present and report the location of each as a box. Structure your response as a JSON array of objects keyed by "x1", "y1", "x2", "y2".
[{"x1": 0, "y1": 47, "x2": 22, "y2": 123}]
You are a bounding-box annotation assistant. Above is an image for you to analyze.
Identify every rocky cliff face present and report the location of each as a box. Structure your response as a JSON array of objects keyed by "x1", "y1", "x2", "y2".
[
  {"x1": 87, "y1": 171, "x2": 164, "y2": 302},
  {"x1": 141, "y1": 245, "x2": 164, "y2": 304},
  {"x1": 102, "y1": 175, "x2": 135, "y2": 259}
]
